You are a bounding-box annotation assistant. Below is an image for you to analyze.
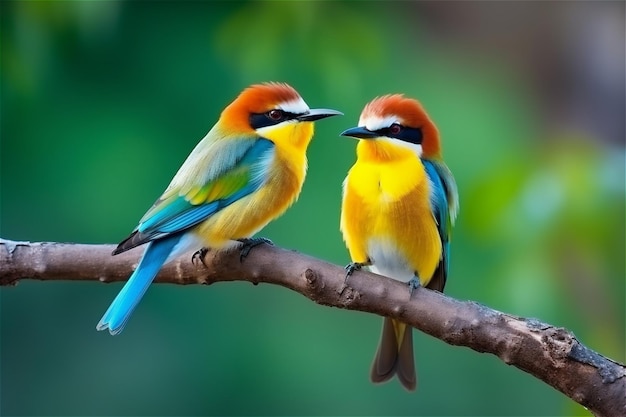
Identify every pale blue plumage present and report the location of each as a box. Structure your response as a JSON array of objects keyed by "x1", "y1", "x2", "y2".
[
  {"x1": 97, "y1": 137, "x2": 275, "y2": 335},
  {"x1": 97, "y1": 235, "x2": 181, "y2": 335},
  {"x1": 145, "y1": 201, "x2": 221, "y2": 234}
]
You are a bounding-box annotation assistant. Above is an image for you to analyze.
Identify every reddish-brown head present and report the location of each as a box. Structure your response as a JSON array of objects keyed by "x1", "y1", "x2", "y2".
[
  {"x1": 219, "y1": 82, "x2": 341, "y2": 133},
  {"x1": 341, "y1": 94, "x2": 441, "y2": 159}
]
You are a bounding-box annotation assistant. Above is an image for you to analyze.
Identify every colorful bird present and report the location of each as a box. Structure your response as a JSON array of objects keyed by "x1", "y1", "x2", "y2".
[
  {"x1": 339, "y1": 94, "x2": 458, "y2": 390},
  {"x1": 97, "y1": 82, "x2": 342, "y2": 335}
]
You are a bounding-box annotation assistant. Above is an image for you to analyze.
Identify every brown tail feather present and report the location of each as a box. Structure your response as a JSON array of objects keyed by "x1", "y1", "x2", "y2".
[{"x1": 370, "y1": 317, "x2": 416, "y2": 391}]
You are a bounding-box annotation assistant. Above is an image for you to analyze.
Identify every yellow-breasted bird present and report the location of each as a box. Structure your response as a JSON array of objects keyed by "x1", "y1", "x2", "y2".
[
  {"x1": 340, "y1": 94, "x2": 458, "y2": 390},
  {"x1": 97, "y1": 82, "x2": 341, "y2": 335}
]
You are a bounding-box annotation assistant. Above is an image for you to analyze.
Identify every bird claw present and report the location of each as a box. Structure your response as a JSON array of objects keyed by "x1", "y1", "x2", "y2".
[
  {"x1": 192, "y1": 247, "x2": 210, "y2": 267},
  {"x1": 237, "y1": 237, "x2": 273, "y2": 262},
  {"x1": 408, "y1": 276, "x2": 421, "y2": 296},
  {"x1": 344, "y1": 261, "x2": 369, "y2": 284}
]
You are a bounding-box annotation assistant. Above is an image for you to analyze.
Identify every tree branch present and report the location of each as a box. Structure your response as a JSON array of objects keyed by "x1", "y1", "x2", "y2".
[{"x1": 1, "y1": 238, "x2": 624, "y2": 417}]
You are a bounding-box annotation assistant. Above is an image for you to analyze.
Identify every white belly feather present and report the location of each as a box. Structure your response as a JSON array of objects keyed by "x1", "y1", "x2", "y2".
[{"x1": 367, "y1": 237, "x2": 414, "y2": 283}]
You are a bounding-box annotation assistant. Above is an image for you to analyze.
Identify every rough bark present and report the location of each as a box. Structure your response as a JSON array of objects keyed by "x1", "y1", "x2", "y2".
[{"x1": 1, "y1": 238, "x2": 624, "y2": 417}]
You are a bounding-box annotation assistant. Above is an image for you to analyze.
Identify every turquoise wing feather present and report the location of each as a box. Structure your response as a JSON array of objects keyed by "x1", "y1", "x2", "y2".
[
  {"x1": 423, "y1": 159, "x2": 459, "y2": 291},
  {"x1": 113, "y1": 138, "x2": 275, "y2": 254}
]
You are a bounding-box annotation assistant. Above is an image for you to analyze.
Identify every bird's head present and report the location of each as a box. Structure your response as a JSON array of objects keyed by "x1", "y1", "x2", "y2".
[
  {"x1": 341, "y1": 94, "x2": 441, "y2": 160},
  {"x1": 220, "y1": 82, "x2": 341, "y2": 147}
]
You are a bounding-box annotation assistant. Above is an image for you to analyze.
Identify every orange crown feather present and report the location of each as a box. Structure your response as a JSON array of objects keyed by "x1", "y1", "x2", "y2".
[
  {"x1": 362, "y1": 94, "x2": 442, "y2": 158},
  {"x1": 220, "y1": 82, "x2": 302, "y2": 132}
]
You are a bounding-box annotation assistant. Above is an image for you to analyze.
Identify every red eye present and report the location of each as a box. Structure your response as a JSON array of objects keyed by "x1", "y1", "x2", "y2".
[
  {"x1": 267, "y1": 109, "x2": 284, "y2": 121},
  {"x1": 389, "y1": 123, "x2": 402, "y2": 135}
]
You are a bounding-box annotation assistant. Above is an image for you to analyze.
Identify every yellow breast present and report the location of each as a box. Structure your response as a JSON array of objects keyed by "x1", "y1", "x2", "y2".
[{"x1": 340, "y1": 141, "x2": 442, "y2": 283}]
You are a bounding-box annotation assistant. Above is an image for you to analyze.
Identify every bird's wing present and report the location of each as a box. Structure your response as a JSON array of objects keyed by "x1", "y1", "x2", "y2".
[
  {"x1": 113, "y1": 138, "x2": 275, "y2": 254},
  {"x1": 423, "y1": 159, "x2": 459, "y2": 291}
]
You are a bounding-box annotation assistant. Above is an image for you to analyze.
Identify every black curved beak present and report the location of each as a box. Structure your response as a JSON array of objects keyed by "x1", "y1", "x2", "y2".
[
  {"x1": 340, "y1": 126, "x2": 378, "y2": 139},
  {"x1": 297, "y1": 108, "x2": 343, "y2": 122}
]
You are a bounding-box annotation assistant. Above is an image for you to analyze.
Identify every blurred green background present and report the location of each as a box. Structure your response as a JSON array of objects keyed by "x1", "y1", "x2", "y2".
[{"x1": 1, "y1": 1, "x2": 624, "y2": 416}]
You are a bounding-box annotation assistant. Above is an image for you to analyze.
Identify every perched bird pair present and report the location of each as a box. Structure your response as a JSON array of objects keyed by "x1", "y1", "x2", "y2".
[{"x1": 97, "y1": 82, "x2": 458, "y2": 392}]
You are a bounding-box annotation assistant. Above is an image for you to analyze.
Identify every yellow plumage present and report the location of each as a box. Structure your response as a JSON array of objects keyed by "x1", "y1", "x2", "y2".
[{"x1": 341, "y1": 139, "x2": 441, "y2": 285}]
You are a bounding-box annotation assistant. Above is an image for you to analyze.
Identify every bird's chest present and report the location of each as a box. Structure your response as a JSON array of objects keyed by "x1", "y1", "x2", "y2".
[
  {"x1": 349, "y1": 159, "x2": 429, "y2": 213},
  {"x1": 262, "y1": 122, "x2": 311, "y2": 189},
  {"x1": 267, "y1": 145, "x2": 307, "y2": 196},
  {"x1": 346, "y1": 159, "x2": 440, "y2": 268}
]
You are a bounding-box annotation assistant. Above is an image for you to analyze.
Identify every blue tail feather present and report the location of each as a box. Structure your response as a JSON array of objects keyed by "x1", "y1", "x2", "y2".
[{"x1": 96, "y1": 234, "x2": 182, "y2": 335}]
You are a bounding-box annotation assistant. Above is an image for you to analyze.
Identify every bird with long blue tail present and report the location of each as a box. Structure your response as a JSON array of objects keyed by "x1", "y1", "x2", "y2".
[{"x1": 97, "y1": 82, "x2": 342, "y2": 335}]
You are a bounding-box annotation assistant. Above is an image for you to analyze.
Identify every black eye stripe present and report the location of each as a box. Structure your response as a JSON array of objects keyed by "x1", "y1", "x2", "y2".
[
  {"x1": 376, "y1": 125, "x2": 423, "y2": 144},
  {"x1": 249, "y1": 110, "x2": 299, "y2": 129}
]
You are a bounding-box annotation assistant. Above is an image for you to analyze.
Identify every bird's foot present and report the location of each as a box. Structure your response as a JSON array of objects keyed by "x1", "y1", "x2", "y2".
[
  {"x1": 408, "y1": 276, "x2": 421, "y2": 296},
  {"x1": 192, "y1": 247, "x2": 211, "y2": 267},
  {"x1": 237, "y1": 237, "x2": 273, "y2": 262},
  {"x1": 344, "y1": 261, "x2": 370, "y2": 284}
]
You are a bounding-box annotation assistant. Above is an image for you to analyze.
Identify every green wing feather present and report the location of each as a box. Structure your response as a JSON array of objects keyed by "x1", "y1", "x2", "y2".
[{"x1": 113, "y1": 138, "x2": 274, "y2": 254}]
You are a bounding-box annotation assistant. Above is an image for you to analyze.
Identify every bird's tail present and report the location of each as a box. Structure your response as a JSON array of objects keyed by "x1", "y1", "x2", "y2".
[
  {"x1": 370, "y1": 317, "x2": 416, "y2": 391},
  {"x1": 96, "y1": 234, "x2": 182, "y2": 335}
]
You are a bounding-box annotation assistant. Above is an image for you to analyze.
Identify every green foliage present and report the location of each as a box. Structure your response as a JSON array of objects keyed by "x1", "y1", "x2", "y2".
[{"x1": 1, "y1": 1, "x2": 623, "y2": 416}]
